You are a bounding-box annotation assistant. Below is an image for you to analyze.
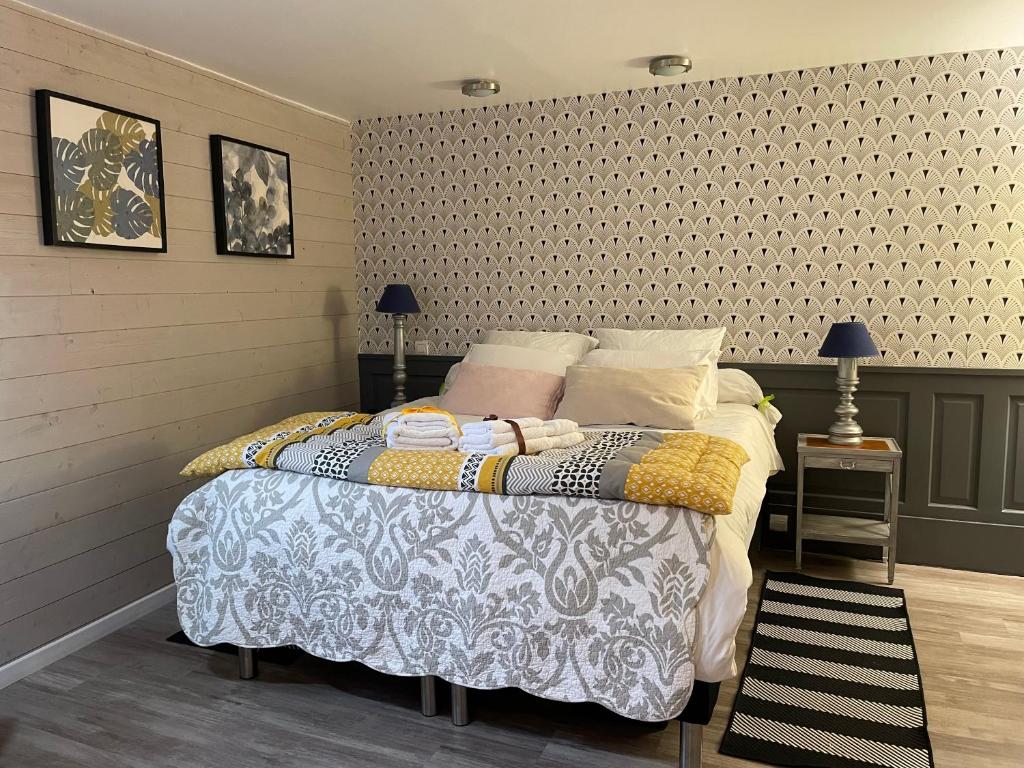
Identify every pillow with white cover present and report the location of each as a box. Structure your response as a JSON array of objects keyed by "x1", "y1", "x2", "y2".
[
  {"x1": 717, "y1": 368, "x2": 764, "y2": 404},
  {"x1": 442, "y1": 343, "x2": 576, "y2": 393},
  {"x1": 581, "y1": 348, "x2": 720, "y2": 420},
  {"x1": 483, "y1": 330, "x2": 597, "y2": 362},
  {"x1": 592, "y1": 327, "x2": 726, "y2": 354}
]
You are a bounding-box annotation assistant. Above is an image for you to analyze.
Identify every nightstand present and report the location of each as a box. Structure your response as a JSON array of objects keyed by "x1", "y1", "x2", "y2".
[{"x1": 795, "y1": 433, "x2": 903, "y2": 584}]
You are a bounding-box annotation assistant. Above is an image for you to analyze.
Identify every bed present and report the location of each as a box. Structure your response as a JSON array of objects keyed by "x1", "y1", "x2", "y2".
[{"x1": 167, "y1": 399, "x2": 782, "y2": 767}]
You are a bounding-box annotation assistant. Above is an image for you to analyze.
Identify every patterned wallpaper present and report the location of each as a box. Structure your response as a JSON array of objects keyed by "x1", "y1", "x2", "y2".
[{"x1": 355, "y1": 48, "x2": 1024, "y2": 367}]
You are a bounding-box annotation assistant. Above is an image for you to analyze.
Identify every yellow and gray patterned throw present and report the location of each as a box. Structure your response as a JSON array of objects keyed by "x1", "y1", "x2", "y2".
[{"x1": 181, "y1": 411, "x2": 748, "y2": 516}]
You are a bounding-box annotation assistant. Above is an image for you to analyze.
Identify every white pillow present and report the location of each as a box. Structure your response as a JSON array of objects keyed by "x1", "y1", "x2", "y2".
[
  {"x1": 717, "y1": 368, "x2": 764, "y2": 404},
  {"x1": 581, "y1": 348, "x2": 720, "y2": 419},
  {"x1": 465, "y1": 343, "x2": 576, "y2": 375},
  {"x1": 442, "y1": 343, "x2": 576, "y2": 393},
  {"x1": 593, "y1": 327, "x2": 726, "y2": 355},
  {"x1": 483, "y1": 330, "x2": 597, "y2": 362}
]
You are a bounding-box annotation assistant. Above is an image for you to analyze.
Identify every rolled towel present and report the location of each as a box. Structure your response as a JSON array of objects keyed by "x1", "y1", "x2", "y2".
[
  {"x1": 458, "y1": 425, "x2": 549, "y2": 450},
  {"x1": 462, "y1": 417, "x2": 545, "y2": 435},
  {"x1": 543, "y1": 418, "x2": 579, "y2": 436},
  {"x1": 462, "y1": 429, "x2": 586, "y2": 456}
]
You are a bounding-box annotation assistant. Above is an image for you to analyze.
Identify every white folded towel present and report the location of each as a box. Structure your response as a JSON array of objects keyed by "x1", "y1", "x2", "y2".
[
  {"x1": 462, "y1": 417, "x2": 545, "y2": 435},
  {"x1": 384, "y1": 408, "x2": 460, "y2": 451},
  {"x1": 458, "y1": 416, "x2": 586, "y2": 455},
  {"x1": 400, "y1": 412, "x2": 458, "y2": 424},
  {"x1": 543, "y1": 419, "x2": 579, "y2": 436},
  {"x1": 389, "y1": 443, "x2": 460, "y2": 451},
  {"x1": 389, "y1": 434, "x2": 457, "y2": 447},
  {"x1": 459, "y1": 425, "x2": 549, "y2": 448},
  {"x1": 386, "y1": 423, "x2": 460, "y2": 440}
]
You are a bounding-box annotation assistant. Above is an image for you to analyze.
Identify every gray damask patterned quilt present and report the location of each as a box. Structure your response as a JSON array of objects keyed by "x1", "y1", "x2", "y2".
[{"x1": 167, "y1": 467, "x2": 715, "y2": 721}]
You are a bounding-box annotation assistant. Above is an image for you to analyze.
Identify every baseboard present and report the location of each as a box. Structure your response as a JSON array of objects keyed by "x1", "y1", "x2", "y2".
[
  {"x1": 0, "y1": 583, "x2": 177, "y2": 689},
  {"x1": 898, "y1": 516, "x2": 1024, "y2": 576}
]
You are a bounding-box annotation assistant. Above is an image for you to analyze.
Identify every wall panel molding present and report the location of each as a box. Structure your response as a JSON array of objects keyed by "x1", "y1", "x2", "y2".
[
  {"x1": 929, "y1": 393, "x2": 983, "y2": 509},
  {"x1": 1006, "y1": 397, "x2": 1024, "y2": 513},
  {"x1": 359, "y1": 355, "x2": 1024, "y2": 576}
]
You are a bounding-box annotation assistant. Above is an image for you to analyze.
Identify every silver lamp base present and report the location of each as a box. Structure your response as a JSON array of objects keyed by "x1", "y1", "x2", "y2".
[
  {"x1": 391, "y1": 314, "x2": 407, "y2": 407},
  {"x1": 827, "y1": 357, "x2": 864, "y2": 446}
]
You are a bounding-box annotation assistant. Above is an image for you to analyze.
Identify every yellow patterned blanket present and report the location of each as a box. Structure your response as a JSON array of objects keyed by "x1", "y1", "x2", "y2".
[{"x1": 182, "y1": 411, "x2": 749, "y2": 515}]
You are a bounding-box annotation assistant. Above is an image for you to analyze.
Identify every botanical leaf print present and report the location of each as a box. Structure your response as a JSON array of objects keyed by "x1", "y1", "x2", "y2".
[
  {"x1": 110, "y1": 187, "x2": 153, "y2": 239},
  {"x1": 78, "y1": 127, "x2": 123, "y2": 191},
  {"x1": 168, "y1": 470, "x2": 714, "y2": 721},
  {"x1": 124, "y1": 138, "x2": 161, "y2": 196},
  {"x1": 254, "y1": 150, "x2": 270, "y2": 186},
  {"x1": 96, "y1": 111, "x2": 144, "y2": 155},
  {"x1": 50, "y1": 137, "x2": 86, "y2": 192},
  {"x1": 43, "y1": 95, "x2": 164, "y2": 247},
  {"x1": 145, "y1": 193, "x2": 162, "y2": 237},
  {"x1": 217, "y1": 138, "x2": 292, "y2": 255},
  {"x1": 80, "y1": 180, "x2": 113, "y2": 236},
  {"x1": 54, "y1": 188, "x2": 95, "y2": 242}
]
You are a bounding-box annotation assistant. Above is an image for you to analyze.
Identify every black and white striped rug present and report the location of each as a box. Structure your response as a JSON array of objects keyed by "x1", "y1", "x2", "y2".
[{"x1": 720, "y1": 571, "x2": 933, "y2": 768}]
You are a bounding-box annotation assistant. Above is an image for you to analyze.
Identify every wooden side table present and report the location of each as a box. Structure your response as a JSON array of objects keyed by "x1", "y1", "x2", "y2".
[{"x1": 795, "y1": 434, "x2": 903, "y2": 584}]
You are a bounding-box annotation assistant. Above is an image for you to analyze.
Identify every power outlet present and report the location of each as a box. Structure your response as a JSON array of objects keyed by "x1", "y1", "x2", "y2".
[
  {"x1": 769, "y1": 514, "x2": 789, "y2": 533},
  {"x1": 412, "y1": 340, "x2": 430, "y2": 355}
]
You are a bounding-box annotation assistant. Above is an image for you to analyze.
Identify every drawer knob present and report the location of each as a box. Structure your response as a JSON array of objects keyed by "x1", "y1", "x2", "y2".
[{"x1": 839, "y1": 459, "x2": 857, "y2": 469}]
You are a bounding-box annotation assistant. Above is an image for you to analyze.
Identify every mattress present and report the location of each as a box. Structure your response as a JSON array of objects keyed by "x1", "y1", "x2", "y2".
[{"x1": 390, "y1": 398, "x2": 784, "y2": 682}]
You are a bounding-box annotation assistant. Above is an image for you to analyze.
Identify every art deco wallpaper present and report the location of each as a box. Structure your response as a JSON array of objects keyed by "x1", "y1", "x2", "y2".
[{"x1": 356, "y1": 47, "x2": 1024, "y2": 367}]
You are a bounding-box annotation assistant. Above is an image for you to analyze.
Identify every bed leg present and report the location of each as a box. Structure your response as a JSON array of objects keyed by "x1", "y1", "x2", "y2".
[
  {"x1": 679, "y1": 721, "x2": 703, "y2": 768},
  {"x1": 420, "y1": 676, "x2": 438, "y2": 717},
  {"x1": 238, "y1": 647, "x2": 258, "y2": 680},
  {"x1": 450, "y1": 683, "x2": 470, "y2": 726}
]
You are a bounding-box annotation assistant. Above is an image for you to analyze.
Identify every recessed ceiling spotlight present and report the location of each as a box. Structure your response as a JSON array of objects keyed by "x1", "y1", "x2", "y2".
[
  {"x1": 649, "y1": 55, "x2": 692, "y2": 77},
  {"x1": 461, "y1": 79, "x2": 501, "y2": 98}
]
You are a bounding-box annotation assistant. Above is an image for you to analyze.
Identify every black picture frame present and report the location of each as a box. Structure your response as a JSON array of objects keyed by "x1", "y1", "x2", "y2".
[
  {"x1": 210, "y1": 134, "x2": 295, "y2": 258},
  {"x1": 35, "y1": 89, "x2": 168, "y2": 252}
]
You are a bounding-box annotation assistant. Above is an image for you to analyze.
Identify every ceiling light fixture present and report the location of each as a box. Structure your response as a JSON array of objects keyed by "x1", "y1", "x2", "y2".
[
  {"x1": 649, "y1": 55, "x2": 692, "y2": 77},
  {"x1": 461, "y1": 79, "x2": 501, "y2": 98}
]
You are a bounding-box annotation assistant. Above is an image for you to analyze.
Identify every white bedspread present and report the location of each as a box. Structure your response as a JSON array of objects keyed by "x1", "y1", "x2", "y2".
[{"x1": 168, "y1": 400, "x2": 778, "y2": 720}]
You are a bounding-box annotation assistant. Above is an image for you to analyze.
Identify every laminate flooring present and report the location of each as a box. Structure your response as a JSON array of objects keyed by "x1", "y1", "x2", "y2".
[{"x1": 1, "y1": 553, "x2": 1021, "y2": 767}]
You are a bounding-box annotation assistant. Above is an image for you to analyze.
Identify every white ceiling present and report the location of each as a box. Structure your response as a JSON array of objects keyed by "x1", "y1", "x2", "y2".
[{"x1": 24, "y1": 0, "x2": 1024, "y2": 121}]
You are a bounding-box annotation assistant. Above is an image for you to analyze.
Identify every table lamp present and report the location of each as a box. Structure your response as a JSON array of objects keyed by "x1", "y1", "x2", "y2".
[
  {"x1": 818, "y1": 321, "x2": 879, "y2": 446},
  {"x1": 375, "y1": 284, "x2": 420, "y2": 406}
]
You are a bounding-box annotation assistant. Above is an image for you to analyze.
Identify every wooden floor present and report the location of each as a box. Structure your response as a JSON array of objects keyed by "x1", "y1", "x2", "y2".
[{"x1": 1, "y1": 553, "x2": 1021, "y2": 767}]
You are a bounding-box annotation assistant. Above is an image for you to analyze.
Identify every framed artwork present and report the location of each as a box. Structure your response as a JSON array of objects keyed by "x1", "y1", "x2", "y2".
[
  {"x1": 210, "y1": 135, "x2": 294, "y2": 257},
  {"x1": 35, "y1": 90, "x2": 167, "y2": 252}
]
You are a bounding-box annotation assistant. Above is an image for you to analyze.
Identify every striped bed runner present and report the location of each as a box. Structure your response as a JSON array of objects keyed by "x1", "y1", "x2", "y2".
[{"x1": 720, "y1": 571, "x2": 933, "y2": 768}]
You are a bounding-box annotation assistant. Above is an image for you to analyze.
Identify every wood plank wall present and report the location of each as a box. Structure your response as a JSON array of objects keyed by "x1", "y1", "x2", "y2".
[{"x1": 0, "y1": 0, "x2": 357, "y2": 666}]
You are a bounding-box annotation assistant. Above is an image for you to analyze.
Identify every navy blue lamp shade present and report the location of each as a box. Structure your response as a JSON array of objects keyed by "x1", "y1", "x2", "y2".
[
  {"x1": 375, "y1": 284, "x2": 420, "y2": 314},
  {"x1": 818, "y1": 321, "x2": 879, "y2": 358}
]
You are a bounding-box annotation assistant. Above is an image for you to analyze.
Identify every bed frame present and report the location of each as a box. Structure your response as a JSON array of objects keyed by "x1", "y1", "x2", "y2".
[{"x1": 237, "y1": 649, "x2": 719, "y2": 767}]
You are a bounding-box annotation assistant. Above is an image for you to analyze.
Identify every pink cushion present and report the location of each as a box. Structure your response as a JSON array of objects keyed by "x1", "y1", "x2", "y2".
[{"x1": 439, "y1": 362, "x2": 564, "y2": 419}]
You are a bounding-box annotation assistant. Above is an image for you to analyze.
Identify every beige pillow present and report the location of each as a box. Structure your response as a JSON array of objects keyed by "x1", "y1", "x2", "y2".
[
  {"x1": 580, "y1": 347, "x2": 720, "y2": 420},
  {"x1": 554, "y1": 365, "x2": 708, "y2": 429}
]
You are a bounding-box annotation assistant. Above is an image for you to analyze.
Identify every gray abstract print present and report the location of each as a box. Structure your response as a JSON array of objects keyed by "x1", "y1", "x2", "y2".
[{"x1": 167, "y1": 468, "x2": 715, "y2": 720}]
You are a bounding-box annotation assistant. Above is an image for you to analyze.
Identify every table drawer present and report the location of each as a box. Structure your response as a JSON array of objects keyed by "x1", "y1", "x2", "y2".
[{"x1": 804, "y1": 456, "x2": 893, "y2": 472}]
